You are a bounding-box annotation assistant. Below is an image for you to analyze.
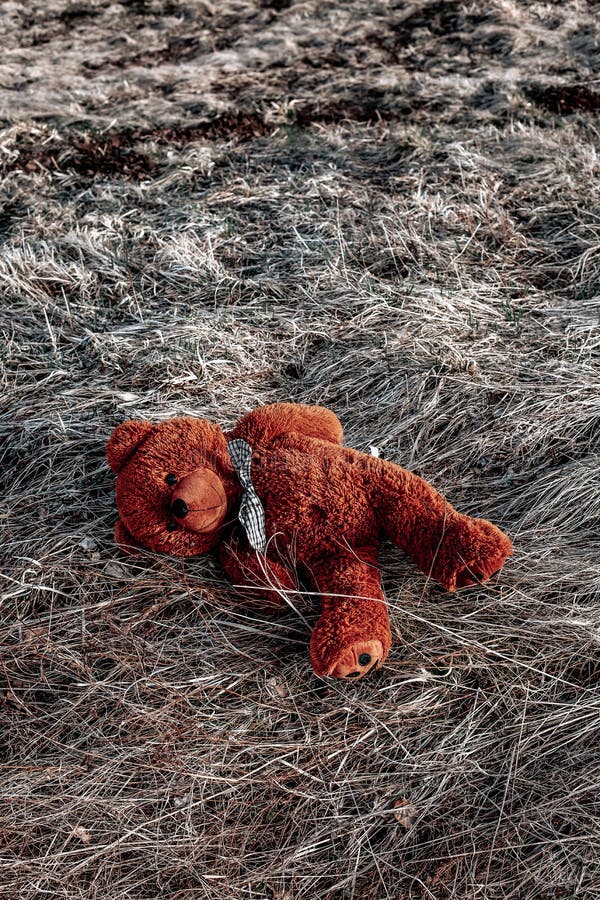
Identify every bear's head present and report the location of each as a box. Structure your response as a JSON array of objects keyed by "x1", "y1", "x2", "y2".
[{"x1": 106, "y1": 416, "x2": 239, "y2": 556}]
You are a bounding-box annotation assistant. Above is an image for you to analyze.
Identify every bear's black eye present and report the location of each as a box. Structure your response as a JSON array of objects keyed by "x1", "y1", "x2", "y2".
[
  {"x1": 166, "y1": 522, "x2": 178, "y2": 532},
  {"x1": 165, "y1": 474, "x2": 178, "y2": 486}
]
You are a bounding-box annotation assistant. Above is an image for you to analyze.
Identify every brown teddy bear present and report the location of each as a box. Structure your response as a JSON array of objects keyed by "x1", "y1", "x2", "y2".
[{"x1": 106, "y1": 403, "x2": 512, "y2": 679}]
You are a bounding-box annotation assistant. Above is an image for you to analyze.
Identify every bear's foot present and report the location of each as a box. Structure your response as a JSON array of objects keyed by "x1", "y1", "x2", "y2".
[
  {"x1": 323, "y1": 638, "x2": 385, "y2": 679},
  {"x1": 309, "y1": 609, "x2": 391, "y2": 679},
  {"x1": 431, "y1": 516, "x2": 512, "y2": 592},
  {"x1": 453, "y1": 561, "x2": 504, "y2": 590}
]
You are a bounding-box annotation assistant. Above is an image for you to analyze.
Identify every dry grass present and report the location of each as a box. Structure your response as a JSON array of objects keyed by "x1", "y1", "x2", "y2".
[{"x1": 1, "y1": 1, "x2": 600, "y2": 897}]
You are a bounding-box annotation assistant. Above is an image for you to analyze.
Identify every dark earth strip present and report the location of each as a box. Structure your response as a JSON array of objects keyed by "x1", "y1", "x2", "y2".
[{"x1": 529, "y1": 84, "x2": 600, "y2": 114}]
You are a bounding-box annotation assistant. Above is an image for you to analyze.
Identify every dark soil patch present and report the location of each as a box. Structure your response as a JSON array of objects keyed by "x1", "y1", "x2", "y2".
[
  {"x1": 4, "y1": 114, "x2": 272, "y2": 179},
  {"x1": 293, "y1": 92, "x2": 426, "y2": 126},
  {"x1": 137, "y1": 112, "x2": 273, "y2": 144},
  {"x1": 7, "y1": 134, "x2": 157, "y2": 180},
  {"x1": 57, "y1": 4, "x2": 103, "y2": 23},
  {"x1": 260, "y1": 0, "x2": 293, "y2": 9},
  {"x1": 529, "y1": 84, "x2": 600, "y2": 114},
  {"x1": 6, "y1": 95, "x2": 430, "y2": 180},
  {"x1": 121, "y1": 0, "x2": 184, "y2": 12}
]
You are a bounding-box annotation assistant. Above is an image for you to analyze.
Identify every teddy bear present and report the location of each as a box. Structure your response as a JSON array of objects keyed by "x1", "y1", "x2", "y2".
[{"x1": 106, "y1": 403, "x2": 512, "y2": 679}]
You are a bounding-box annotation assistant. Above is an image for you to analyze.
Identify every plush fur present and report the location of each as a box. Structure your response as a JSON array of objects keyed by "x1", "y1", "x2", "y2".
[{"x1": 107, "y1": 402, "x2": 512, "y2": 678}]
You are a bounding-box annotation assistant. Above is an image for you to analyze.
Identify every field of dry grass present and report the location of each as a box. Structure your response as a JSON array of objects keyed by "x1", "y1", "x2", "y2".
[{"x1": 1, "y1": 1, "x2": 600, "y2": 897}]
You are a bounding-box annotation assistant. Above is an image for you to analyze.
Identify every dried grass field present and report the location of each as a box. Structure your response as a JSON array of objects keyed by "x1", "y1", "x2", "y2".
[{"x1": 1, "y1": 1, "x2": 600, "y2": 897}]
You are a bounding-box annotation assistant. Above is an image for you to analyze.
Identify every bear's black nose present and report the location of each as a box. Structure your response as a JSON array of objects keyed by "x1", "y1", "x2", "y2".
[{"x1": 171, "y1": 498, "x2": 189, "y2": 519}]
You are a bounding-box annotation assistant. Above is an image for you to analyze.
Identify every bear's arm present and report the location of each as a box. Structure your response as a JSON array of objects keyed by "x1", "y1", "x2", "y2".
[
  {"x1": 218, "y1": 537, "x2": 297, "y2": 611},
  {"x1": 373, "y1": 460, "x2": 512, "y2": 591},
  {"x1": 229, "y1": 403, "x2": 343, "y2": 447},
  {"x1": 113, "y1": 518, "x2": 144, "y2": 555}
]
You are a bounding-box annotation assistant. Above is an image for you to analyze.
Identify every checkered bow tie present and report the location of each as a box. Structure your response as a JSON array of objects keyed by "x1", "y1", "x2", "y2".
[{"x1": 227, "y1": 438, "x2": 267, "y2": 554}]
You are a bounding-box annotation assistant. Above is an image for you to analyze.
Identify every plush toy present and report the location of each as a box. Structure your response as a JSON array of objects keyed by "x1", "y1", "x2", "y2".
[{"x1": 106, "y1": 403, "x2": 512, "y2": 679}]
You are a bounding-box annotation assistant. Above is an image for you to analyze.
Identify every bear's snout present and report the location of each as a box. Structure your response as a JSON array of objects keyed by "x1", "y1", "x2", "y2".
[{"x1": 171, "y1": 467, "x2": 227, "y2": 534}]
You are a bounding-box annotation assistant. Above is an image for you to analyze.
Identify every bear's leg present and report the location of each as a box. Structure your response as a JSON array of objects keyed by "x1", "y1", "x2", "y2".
[
  {"x1": 219, "y1": 538, "x2": 298, "y2": 613},
  {"x1": 307, "y1": 548, "x2": 392, "y2": 679},
  {"x1": 230, "y1": 403, "x2": 344, "y2": 446},
  {"x1": 373, "y1": 461, "x2": 512, "y2": 591}
]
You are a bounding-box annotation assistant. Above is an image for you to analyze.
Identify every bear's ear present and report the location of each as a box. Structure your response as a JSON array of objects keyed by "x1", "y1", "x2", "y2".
[
  {"x1": 114, "y1": 519, "x2": 143, "y2": 555},
  {"x1": 106, "y1": 420, "x2": 155, "y2": 473}
]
